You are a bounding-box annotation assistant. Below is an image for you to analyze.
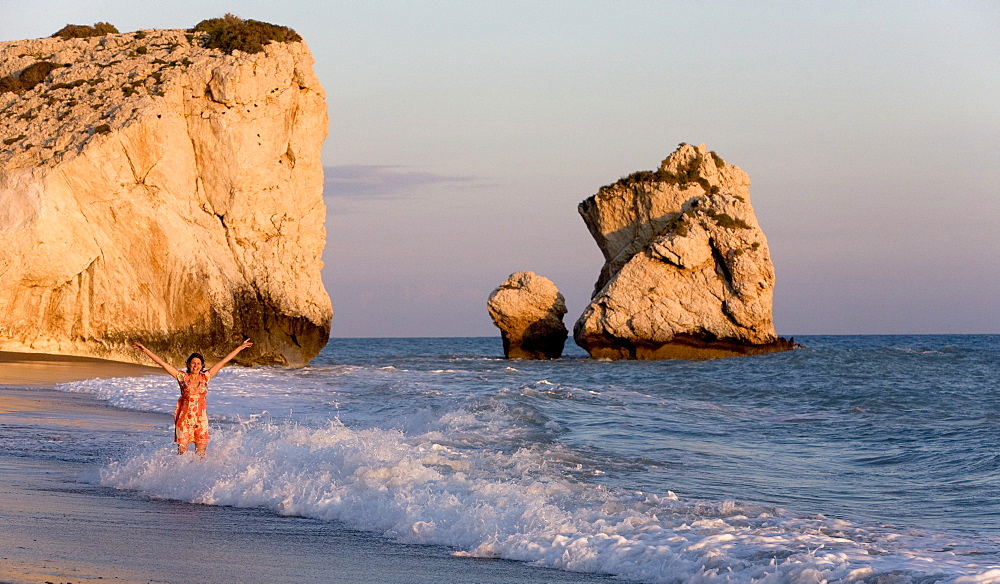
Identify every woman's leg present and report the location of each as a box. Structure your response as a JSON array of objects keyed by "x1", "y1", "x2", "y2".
[
  {"x1": 177, "y1": 443, "x2": 188, "y2": 455},
  {"x1": 194, "y1": 442, "x2": 207, "y2": 457}
]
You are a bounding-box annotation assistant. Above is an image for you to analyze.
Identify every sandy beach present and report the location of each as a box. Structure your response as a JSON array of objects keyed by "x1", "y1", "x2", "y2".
[{"x1": 0, "y1": 354, "x2": 614, "y2": 584}]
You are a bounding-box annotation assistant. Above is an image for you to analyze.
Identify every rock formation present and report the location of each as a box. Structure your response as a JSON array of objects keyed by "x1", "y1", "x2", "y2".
[
  {"x1": 0, "y1": 24, "x2": 331, "y2": 366},
  {"x1": 488, "y1": 272, "x2": 568, "y2": 359},
  {"x1": 574, "y1": 143, "x2": 792, "y2": 359}
]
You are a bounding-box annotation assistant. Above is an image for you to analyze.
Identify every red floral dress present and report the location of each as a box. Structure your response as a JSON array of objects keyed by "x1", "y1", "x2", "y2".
[{"x1": 175, "y1": 372, "x2": 212, "y2": 446}]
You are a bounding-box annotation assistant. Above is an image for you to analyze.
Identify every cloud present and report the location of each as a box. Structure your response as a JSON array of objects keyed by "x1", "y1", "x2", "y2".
[{"x1": 323, "y1": 165, "x2": 482, "y2": 199}]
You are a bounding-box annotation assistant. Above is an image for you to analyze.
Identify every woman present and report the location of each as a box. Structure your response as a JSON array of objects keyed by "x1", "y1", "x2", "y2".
[{"x1": 132, "y1": 339, "x2": 253, "y2": 456}]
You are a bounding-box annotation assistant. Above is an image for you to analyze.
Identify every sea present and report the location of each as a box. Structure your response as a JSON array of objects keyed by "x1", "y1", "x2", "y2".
[{"x1": 31, "y1": 335, "x2": 1000, "y2": 582}]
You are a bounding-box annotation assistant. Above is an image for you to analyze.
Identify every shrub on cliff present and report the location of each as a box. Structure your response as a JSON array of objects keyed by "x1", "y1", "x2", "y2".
[
  {"x1": 190, "y1": 14, "x2": 302, "y2": 54},
  {"x1": 0, "y1": 62, "x2": 64, "y2": 95},
  {"x1": 0, "y1": 76, "x2": 21, "y2": 94},
  {"x1": 603, "y1": 168, "x2": 680, "y2": 191},
  {"x1": 19, "y1": 62, "x2": 63, "y2": 86},
  {"x1": 703, "y1": 209, "x2": 751, "y2": 230},
  {"x1": 51, "y1": 22, "x2": 120, "y2": 39},
  {"x1": 603, "y1": 149, "x2": 717, "y2": 192}
]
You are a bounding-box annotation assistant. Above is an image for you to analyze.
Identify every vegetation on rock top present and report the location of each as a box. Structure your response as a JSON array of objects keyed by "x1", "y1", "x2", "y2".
[
  {"x1": 51, "y1": 22, "x2": 120, "y2": 39},
  {"x1": 600, "y1": 145, "x2": 728, "y2": 193},
  {"x1": 190, "y1": 14, "x2": 302, "y2": 54},
  {"x1": 1, "y1": 18, "x2": 308, "y2": 161}
]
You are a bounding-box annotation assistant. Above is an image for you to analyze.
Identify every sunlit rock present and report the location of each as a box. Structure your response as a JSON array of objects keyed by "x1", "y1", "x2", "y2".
[
  {"x1": 488, "y1": 272, "x2": 568, "y2": 359},
  {"x1": 574, "y1": 143, "x2": 793, "y2": 359},
  {"x1": 0, "y1": 26, "x2": 331, "y2": 365}
]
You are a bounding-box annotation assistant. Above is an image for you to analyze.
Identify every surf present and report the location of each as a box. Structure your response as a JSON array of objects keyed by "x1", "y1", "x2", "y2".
[{"x1": 99, "y1": 414, "x2": 998, "y2": 583}]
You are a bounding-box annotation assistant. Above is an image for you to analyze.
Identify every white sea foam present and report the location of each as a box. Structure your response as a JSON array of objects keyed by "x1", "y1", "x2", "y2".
[
  {"x1": 58, "y1": 366, "x2": 353, "y2": 423},
  {"x1": 99, "y1": 418, "x2": 999, "y2": 584}
]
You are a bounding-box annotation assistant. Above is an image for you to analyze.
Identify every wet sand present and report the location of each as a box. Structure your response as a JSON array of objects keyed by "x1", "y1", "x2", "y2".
[{"x1": 0, "y1": 357, "x2": 614, "y2": 584}]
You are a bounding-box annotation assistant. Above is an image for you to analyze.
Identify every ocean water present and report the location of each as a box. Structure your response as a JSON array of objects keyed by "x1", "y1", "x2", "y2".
[{"x1": 49, "y1": 335, "x2": 1000, "y2": 582}]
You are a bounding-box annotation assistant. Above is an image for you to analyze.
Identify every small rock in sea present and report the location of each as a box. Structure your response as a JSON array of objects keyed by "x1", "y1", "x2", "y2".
[{"x1": 488, "y1": 272, "x2": 568, "y2": 360}]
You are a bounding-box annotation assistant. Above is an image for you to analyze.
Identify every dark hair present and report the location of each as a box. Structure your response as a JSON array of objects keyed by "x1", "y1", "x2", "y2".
[{"x1": 186, "y1": 352, "x2": 206, "y2": 371}]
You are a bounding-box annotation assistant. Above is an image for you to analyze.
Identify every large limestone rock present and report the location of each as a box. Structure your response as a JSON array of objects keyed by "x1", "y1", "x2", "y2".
[
  {"x1": 488, "y1": 272, "x2": 568, "y2": 359},
  {"x1": 574, "y1": 143, "x2": 792, "y2": 359},
  {"x1": 0, "y1": 27, "x2": 331, "y2": 366}
]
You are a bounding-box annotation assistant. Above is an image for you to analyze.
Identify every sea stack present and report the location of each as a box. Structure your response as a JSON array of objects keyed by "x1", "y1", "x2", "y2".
[
  {"x1": 487, "y1": 272, "x2": 568, "y2": 359},
  {"x1": 0, "y1": 19, "x2": 332, "y2": 366},
  {"x1": 574, "y1": 143, "x2": 792, "y2": 359}
]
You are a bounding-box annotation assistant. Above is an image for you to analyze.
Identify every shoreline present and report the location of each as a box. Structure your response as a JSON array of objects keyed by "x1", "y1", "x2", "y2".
[
  {"x1": 0, "y1": 360, "x2": 615, "y2": 584},
  {"x1": 0, "y1": 350, "x2": 160, "y2": 388}
]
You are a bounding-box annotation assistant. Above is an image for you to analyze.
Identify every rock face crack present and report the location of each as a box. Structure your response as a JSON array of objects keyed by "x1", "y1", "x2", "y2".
[
  {"x1": 120, "y1": 138, "x2": 163, "y2": 186},
  {"x1": 709, "y1": 238, "x2": 736, "y2": 296},
  {"x1": 205, "y1": 82, "x2": 219, "y2": 104}
]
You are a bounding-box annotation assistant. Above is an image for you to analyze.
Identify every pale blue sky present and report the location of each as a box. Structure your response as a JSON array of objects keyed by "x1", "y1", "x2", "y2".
[{"x1": 3, "y1": 2, "x2": 998, "y2": 337}]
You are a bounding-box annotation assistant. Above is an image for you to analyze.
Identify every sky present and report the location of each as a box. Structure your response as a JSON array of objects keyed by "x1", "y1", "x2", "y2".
[{"x1": 2, "y1": 1, "x2": 998, "y2": 337}]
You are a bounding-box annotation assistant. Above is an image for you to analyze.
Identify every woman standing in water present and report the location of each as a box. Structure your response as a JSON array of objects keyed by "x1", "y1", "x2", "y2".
[{"x1": 132, "y1": 339, "x2": 253, "y2": 456}]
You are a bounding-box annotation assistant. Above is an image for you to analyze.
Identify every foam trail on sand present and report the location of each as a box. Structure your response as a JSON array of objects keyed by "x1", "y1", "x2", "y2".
[{"x1": 100, "y1": 419, "x2": 998, "y2": 583}]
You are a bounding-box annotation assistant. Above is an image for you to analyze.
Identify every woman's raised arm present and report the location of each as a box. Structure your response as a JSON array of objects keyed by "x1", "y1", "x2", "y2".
[
  {"x1": 207, "y1": 338, "x2": 253, "y2": 378},
  {"x1": 132, "y1": 342, "x2": 181, "y2": 378}
]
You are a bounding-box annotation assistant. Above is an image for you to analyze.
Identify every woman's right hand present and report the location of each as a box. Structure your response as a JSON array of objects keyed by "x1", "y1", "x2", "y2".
[{"x1": 132, "y1": 342, "x2": 147, "y2": 352}]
